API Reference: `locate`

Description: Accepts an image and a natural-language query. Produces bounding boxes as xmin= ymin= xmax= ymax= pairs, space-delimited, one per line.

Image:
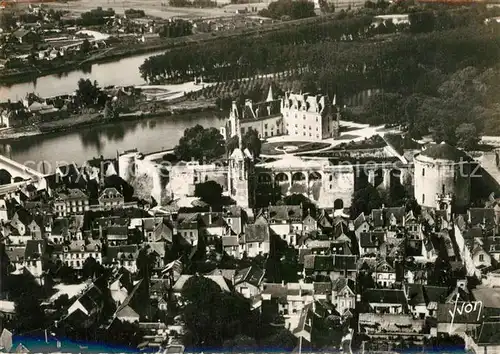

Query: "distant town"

xmin=2 ymin=0 xmax=500 ymax=353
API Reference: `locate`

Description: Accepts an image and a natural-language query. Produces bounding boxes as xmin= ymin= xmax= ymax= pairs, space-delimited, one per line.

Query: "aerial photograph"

xmin=1 ymin=0 xmax=500 ymax=352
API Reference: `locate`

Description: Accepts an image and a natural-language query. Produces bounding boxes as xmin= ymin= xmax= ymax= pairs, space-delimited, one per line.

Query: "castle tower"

xmin=228 ymin=147 xmax=254 ymax=209
xmin=414 ymin=142 xmax=472 ymax=210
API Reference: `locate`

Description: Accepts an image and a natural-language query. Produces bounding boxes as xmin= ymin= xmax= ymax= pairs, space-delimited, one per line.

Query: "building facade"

xmin=222 ymin=88 xmax=340 ymax=142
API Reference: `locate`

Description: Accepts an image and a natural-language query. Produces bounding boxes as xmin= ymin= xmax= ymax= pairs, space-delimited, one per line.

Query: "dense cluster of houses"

xmin=1 ymin=155 xmax=500 ymax=352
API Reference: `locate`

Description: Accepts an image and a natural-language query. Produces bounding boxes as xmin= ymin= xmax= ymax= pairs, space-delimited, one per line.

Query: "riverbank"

xmin=0 ymin=100 xmax=218 ymax=142
xmin=0 ymin=14 xmax=335 ymax=86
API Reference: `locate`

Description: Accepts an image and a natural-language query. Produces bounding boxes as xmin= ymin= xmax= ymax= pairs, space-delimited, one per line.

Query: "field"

xmin=45 ymin=0 xmax=247 ymax=19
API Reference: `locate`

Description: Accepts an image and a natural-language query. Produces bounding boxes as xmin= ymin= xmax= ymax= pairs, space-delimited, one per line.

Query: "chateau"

xmin=221 ymin=87 xmax=341 ymax=141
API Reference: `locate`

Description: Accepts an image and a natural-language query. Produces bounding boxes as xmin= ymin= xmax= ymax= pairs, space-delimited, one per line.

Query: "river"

xmin=0 ymin=50 xmax=226 ymax=169
xmin=0 ymin=50 xmax=165 ymax=101
xmin=0 ymin=112 xmax=225 ymax=171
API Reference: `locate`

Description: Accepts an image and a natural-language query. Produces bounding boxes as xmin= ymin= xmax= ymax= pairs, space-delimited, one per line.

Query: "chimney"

xmin=209 ymin=206 xmax=212 ymax=225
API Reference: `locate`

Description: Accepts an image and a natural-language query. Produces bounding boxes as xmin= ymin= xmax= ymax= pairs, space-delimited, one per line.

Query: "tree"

xmin=81 ymin=39 xmax=91 ymax=54
xmin=75 ymin=79 xmax=101 ymax=107
xmin=194 ymin=180 xmax=223 ymax=205
xmin=82 ymin=256 xmax=103 ymax=280
xmin=174 ymin=125 xmax=225 ymax=162
xmin=456 ymin=123 xmax=480 ymax=151
xmin=226 ymin=128 xmax=262 ymax=157
xmin=260 ymin=329 xmax=297 ymax=351
xmin=181 ymin=276 xmax=253 ymax=348
xmin=350 ymin=184 xmax=383 ymax=218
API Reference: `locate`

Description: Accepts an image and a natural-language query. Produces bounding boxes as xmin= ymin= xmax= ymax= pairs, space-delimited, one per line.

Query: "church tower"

xmin=227 ymin=110 xmax=254 ymax=209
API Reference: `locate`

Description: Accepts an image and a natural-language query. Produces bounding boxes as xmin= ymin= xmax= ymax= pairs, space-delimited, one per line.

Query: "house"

xmin=113 ymin=279 xmax=151 ymax=323
xmin=145 ymin=242 xmax=167 ymax=270
xmin=256 ymin=205 xmax=303 ymax=245
xmin=240 ymin=224 xmax=271 ymax=258
xmin=105 ymin=245 xmax=139 ymax=273
xmin=23 ymin=240 xmax=45 ymax=281
xmin=106 ymin=226 xmax=129 ymax=246
xmin=405 ymin=284 xmax=449 ymax=319
xmin=372 ymin=260 xmax=397 ymax=288
xmin=222 ymin=233 xmax=239 ymax=258
xmin=233 ymin=266 xmax=265 ymax=298
xmin=303 ymin=254 xmax=357 ymax=281
xmin=222 ymin=205 xmax=246 ymax=235
xmin=11 ymin=29 xmax=40 ymax=44
xmin=171 ymin=275 xmax=231 ymax=301
xmin=51 ymin=239 xmax=102 ymax=269
xmin=362 ymin=288 xmax=407 ymax=314
xmin=10 ymin=207 xmax=42 ymax=239
xmin=145 ymin=218 xmax=173 ymax=243
xmin=0 ymin=328 xmax=13 ymax=352
xmin=359 ymin=231 xmax=384 ymax=257
xmin=98 ymin=187 xmax=125 ymax=210
xmin=302 ymin=212 xmax=317 ymax=233
xmin=332 ymin=277 xmax=355 ymax=315
xmin=53 ymin=189 xmax=89 ymax=216
xmin=199 ymin=211 xmax=228 ymax=240
xmin=49 ymin=217 xmax=69 ymax=244
xmin=177 ymin=215 xmax=199 ymax=247
xmin=0 ymin=300 xmax=15 ymax=321
xmin=64 ymin=283 xmax=105 ymax=328
xmin=353 ymin=212 xmax=370 ymax=238
xmin=476 ymin=322 xmax=500 ymax=354
xmin=472 ymin=243 xmax=492 ymax=270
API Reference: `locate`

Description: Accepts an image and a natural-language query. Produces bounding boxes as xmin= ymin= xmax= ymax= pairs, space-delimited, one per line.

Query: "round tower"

xmin=414 ymin=142 xmax=473 ymax=210
xmin=118 ymin=151 xmax=137 ymax=182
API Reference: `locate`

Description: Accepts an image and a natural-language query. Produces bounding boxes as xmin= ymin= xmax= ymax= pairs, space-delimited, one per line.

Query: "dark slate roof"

xmin=353 ymin=212 xmax=367 ymax=230
xmin=24 ymin=240 xmax=44 ymax=259
xmin=242 ymin=224 xmax=270 ymax=243
xmin=52 ymin=217 xmax=69 ymax=237
xmin=332 ymin=277 xmax=355 ymax=293
xmin=363 ymin=289 xmax=407 ymax=305
xmin=371 ymin=209 xmax=384 ymax=228
xmin=267 ymin=205 xmax=303 ymax=222
xmin=463 ymin=226 xmax=483 ymax=240
xmin=419 ymin=142 xmax=471 ymax=162
xmin=468 ymin=208 xmax=496 ymax=228
xmin=14 ymin=208 xmax=33 ymax=226
xmin=478 ymin=322 xmax=500 ymax=345
xmin=234 ymin=266 xmax=265 ymax=287
xmin=424 ymin=285 xmax=449 ymax=303
xmin=407 ymin=284 xmax=426 ymax=306
xmin=360 ymin=231 xmax=384 ymax=248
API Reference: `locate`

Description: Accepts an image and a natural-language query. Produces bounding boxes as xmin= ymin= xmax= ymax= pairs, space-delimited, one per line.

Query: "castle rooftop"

xmin=418 ymin=142 xmax=471 ymax=162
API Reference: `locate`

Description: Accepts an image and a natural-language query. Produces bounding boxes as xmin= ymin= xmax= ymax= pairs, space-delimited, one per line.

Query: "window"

xmin=442 ymin=184 xmax=445 ymax=194
xmin=316 ymin=117 xmax=318 ymax=122
xmin=303 ymin=115 xmax=306 ymax=120
xmin=264 ymin=123 xmax=268 ymax=129
xmin=479 ymin=254 xmax=485 ymax=262
xmin=422 ymin=168 xmax=425 ymax=176
xmin=422 ymin=194 xmax=425 ymax=204
xmin=303 ymin=125 xmax=306 ymax=129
